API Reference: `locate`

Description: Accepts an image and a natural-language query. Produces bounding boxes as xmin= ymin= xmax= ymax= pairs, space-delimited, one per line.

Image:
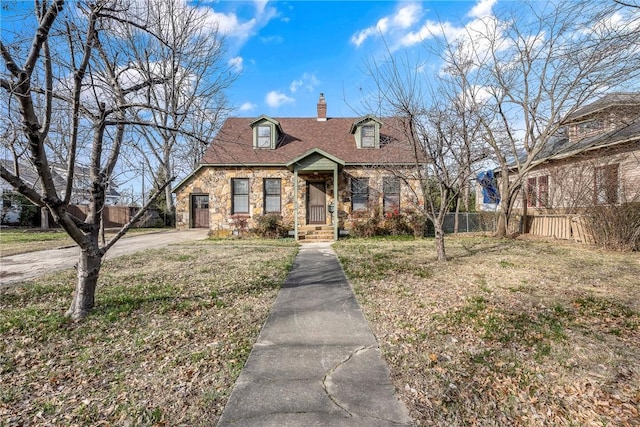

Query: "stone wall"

xmin=175 ymin=165 xmax=423 ymax=234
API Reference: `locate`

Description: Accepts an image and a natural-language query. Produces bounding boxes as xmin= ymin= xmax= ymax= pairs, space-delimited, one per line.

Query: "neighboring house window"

xmin=383 ymin=177 xmax=400 ymax=213
xmin=351 ymin=178 xmax=369 ymax=211
xmin=594 ymin=164 xmax=619 ymax=205
xmin=361 ymin=125 xmax=375 ymax=148
xmin=577 ymin=120 xmax=604 ymax=135
xmin=527 ymin=175 xmax=549 ymax=208
xmin=264 ymin=178 xmax=281 ymax=213
xmin=538 ymin=175 xmax=549 ymax=207
xmin=232 ymin=178 xmax=249 ymax=214
xmin=257 ymin=125 xmax=271 ymax=148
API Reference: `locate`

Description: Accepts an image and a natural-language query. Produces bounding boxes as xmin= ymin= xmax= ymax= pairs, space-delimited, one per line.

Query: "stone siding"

xmin=175 ymin=165 xmax=423 ymax=234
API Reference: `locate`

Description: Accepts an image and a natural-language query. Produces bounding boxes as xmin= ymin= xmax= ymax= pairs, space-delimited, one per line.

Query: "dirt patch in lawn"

xmin=0 ymin=240 xmax=298 ymax=426
xmin=334 ymin=236 xmax=640 ymax=426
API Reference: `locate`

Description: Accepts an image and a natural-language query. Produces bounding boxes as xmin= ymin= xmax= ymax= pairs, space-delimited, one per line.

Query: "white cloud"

xmin=467 ymin=0 xmax=497 ymax=19
xmin=289 ymin=73 xmax=320 ymax=93
xmin=228 ymin=56 xmax=243 ymax=72
xmin=199 ymin=1 xmax=278 ymax=46
xmin=239 ymin=102 xmax=257 ymax=112
xmin=265 ymin=91 xmax=294 ymax=108
xmin=351 ymin=2 xmax=422 ymax=47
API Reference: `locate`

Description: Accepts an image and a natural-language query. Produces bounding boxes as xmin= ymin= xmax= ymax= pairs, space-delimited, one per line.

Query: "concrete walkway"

xmin=217 ymin=242 xmax=413 ymax=426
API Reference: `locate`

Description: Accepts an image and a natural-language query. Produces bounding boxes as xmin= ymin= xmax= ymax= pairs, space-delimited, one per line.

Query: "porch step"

xmin=297 ymin=225 xmax=335 ymax=241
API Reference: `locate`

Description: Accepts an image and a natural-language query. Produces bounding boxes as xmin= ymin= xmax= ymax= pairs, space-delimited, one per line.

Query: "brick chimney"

xmin=317 ymin=93 xmax=327 ymax=121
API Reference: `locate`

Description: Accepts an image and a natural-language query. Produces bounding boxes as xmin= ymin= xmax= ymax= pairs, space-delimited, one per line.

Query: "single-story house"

xmin=173 ymin=94 xmax=424 ymax=240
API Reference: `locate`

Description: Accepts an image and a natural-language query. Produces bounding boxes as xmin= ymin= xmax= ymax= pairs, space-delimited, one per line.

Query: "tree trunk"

xmin=40 ymin=207 xmax=49 ymax=230
xmin=434 ymin=223 xmax=447 ymax=262
xmin=495 ymin=210 xmax=508 ymax=237
xmin=66 ymin=248 xmax=102 ymax=320
xmin=454 ymin=196 xmax=461 ymax=234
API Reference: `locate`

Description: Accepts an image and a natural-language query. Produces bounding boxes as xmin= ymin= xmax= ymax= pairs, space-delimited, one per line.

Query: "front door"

xmin=191 ymin=194 xmax=210 ymax=228
xmin=307 ymin=182 xmax=326 ymax=224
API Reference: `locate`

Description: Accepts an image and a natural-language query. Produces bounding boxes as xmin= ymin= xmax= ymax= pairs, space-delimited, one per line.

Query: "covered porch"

xmin=287 ymin=149 xmax=344 ymax=241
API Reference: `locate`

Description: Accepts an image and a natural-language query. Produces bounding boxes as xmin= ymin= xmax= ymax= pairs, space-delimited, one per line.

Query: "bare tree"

xmin=123 ymin=0 xmax=236 ymax=221
xmin=366 ymin=53 xmax=485 ymax=261
xmin=436 ymin=1 xmax=640 ymax=236
xmin=0 ymin=0 xmax=227 ymax=319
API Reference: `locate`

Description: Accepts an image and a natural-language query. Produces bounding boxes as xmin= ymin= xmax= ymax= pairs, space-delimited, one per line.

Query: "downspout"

xmin=294 ymin=166 xmax=299 ymax=240
xmin=333 ymin=166 xmax=338 ymax=240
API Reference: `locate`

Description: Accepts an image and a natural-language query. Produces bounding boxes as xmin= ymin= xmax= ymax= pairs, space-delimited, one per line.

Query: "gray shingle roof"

xmin=565 ymin=92 xmax=640 ymax=122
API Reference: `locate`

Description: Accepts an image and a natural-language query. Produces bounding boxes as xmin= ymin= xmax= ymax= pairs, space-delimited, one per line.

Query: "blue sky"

xmin=209 ymin=0 xmax=497 ymax=118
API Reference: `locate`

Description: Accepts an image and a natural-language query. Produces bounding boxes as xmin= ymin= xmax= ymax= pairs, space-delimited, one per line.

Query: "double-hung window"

xmin=594 ymin=164 xmax=619 ymax=205
xmin=257 ymin=125 xmax=272 ymax=148
xmin=527 ymin=175 xmax=549 ymax=208
xmin=361 ymin=125 xmax=375 ymax=148
xmin=264 ymin=178 xmax=281 ymax=213
xmin=383 ymin=177 xmax=400 ymax=213
xmin=351 ymin=178 xmax=369 ymax=211
xmin=232 ymin=178 xmax=249 ymax=214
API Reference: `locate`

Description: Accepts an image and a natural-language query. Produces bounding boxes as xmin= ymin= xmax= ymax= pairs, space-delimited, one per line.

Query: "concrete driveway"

xmin=0 ymin=229 xmax=210 ymax=287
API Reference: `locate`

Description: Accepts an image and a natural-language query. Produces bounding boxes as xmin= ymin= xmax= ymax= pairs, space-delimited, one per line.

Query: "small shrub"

xmin=381 ymin=209 xmax=412 ymax=235
xmin=252 ymin=213 xmax=291 ymax=238
xmin=251 ymin=213 xmax=289 ymax=239
xmin=586 ymin=202 xmax=640 ymax=251
xmin=230 ymin=215 xmax=249 ymax=238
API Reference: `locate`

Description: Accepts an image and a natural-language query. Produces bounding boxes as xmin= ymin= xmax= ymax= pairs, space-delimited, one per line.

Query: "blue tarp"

xmin=477 ymin=170 xmax=500 ymax=204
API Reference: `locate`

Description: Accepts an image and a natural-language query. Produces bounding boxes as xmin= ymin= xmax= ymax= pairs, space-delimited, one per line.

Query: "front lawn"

xmin=0 ymin=240 xmax=298 ymax=426
xmin=334 ymin=236 xmax=640 ymax=426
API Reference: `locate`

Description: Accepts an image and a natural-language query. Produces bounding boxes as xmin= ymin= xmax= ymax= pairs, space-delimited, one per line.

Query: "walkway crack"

xmin=321 ymin=344 xmax=377 ymax=417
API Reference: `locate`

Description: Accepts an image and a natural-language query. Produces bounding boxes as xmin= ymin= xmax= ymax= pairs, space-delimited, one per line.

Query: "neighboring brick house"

xmin=514 ymin=92 xmax=640 ymax=215
xmin=173 ymin=94 xmax=423 ymax=240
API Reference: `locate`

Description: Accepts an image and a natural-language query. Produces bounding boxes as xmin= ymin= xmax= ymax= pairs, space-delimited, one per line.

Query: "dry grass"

xmin=0 ymin=240 xmax=298 ymax=426
xmin=334 ymin=235 xmax=640 ymax=426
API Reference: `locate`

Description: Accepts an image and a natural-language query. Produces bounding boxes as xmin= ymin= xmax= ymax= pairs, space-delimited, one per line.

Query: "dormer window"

xmin=250 ymin=115 xmax=282 ymax=149
xmin=350 ymin=115 xmax=382 ymax=149
xmin=257 ymin=125 xmax=271 ymax=148
xmin=361 ymin=125 xmax=375 ymax=148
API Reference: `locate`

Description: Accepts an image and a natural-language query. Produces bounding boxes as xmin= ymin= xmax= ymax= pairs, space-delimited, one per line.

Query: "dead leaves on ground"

xmin=334 ymin=237 xmax=640 ymax=426
xmin=0 ymin=241 xmax=297 ymax=426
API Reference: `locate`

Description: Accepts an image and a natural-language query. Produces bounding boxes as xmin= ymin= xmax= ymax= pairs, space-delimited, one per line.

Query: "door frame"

xmin=306 ymin=181 xmax=327 ymax=225
xmin=190 ymin=194 xmax=210 ymax=228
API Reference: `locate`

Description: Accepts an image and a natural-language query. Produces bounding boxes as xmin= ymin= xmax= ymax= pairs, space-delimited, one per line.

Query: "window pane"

xmin=194 ymin=195 xmax=209 ymax=209
xmin=257 ymin=125 xmax=271 ymax=148
xmin=264 ymin=179 xmax=280 ymax=195
xmin=233 ymin=179 xmax=249 ymax=195
xmin=234 ymin=196 xmax=249 ymax=213
xmin=594 ymin=165 xmax=618 ymax=205
xmin=351 ymin=178 xmax=369 ymax=210
xmin=361 ymin=125 xmax=375 ymax=147
xmin=265 ymin=195 xmax=280 ymax=212
xmin=383 ymin=177 xmax=400 ymax=213
xmin=527 ymin=177 xmax=537 ymax=207
xmin=264 ymin=179 xmax=281 ymax=212
xmin=538 ymin=175 xmax=549 ymax=207
xmin=232 ymin=179 xmax=249 ymax=213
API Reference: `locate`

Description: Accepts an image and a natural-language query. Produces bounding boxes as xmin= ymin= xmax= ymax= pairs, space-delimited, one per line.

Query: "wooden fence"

xmin=510 ymin=214 xmax=595 ymax=244
xmin=66 ymin=205 xmax=160 ymax=228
